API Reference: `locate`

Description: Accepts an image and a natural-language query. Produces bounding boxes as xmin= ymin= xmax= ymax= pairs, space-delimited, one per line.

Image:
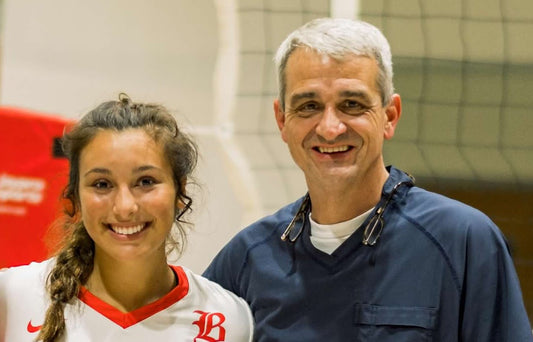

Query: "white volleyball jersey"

xmin=0 ymin=259 xmax=253 ymax=342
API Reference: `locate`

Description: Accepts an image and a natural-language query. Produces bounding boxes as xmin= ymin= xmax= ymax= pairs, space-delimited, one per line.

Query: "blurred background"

xmin=0 ymin=0 xmax=531 ymax=321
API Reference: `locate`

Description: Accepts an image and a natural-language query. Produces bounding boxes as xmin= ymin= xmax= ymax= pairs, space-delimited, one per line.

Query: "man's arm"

xmin=460 ymin=222 xmax=533 ymax=341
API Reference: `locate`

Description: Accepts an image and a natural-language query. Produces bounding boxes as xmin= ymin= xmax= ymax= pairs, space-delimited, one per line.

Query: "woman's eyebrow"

xmin=83 ymin=165 xmax=161 ymax=177
xmin=133 ymin=165 xmax=161 ymax=173
xmin=83 ymin=168 xmax=110 ymax=177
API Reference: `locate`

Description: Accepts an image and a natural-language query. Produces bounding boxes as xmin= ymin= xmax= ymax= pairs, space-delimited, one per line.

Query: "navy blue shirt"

xmin=204 ymin=167 xmax=533 ymax=341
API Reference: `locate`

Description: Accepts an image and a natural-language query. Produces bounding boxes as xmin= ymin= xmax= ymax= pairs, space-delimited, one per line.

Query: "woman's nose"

xmin=112 ymin=186 xmax=138 ymax=219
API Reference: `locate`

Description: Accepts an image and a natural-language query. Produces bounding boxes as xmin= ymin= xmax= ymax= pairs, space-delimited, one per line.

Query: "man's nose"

xmin=113 ymin=186 xmax=138 ymax=220
xmin=315 ymin=106 xmax=347 ymax=141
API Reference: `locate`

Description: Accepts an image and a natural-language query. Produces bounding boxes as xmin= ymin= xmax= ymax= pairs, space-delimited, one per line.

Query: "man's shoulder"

xmin=205 ymin=197 xmax=305 ymax=272
xmin=403 ymin=186 xmax=501 ymax=241
xmin=235 ymin=197 xmax=305 ymax=241
xmin=407 ymin=186 xmax=490 ymax=219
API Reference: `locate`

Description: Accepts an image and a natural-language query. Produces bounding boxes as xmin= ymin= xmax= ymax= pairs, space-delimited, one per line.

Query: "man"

xmin=203 ymin=17 xmax=533 ymax=341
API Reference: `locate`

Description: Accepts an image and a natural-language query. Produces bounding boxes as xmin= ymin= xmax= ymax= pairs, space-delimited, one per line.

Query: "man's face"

xmin=274 ymin=48 xmax=400 ymax=188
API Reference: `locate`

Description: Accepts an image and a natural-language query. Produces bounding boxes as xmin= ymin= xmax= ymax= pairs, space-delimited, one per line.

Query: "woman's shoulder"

xmin=0 ymin=259 xmax=52 ymax=310
xmin=172 ymin=265 xmax=254 ymax=340
xmin=0 ymin=258 xmax=53 ymax=284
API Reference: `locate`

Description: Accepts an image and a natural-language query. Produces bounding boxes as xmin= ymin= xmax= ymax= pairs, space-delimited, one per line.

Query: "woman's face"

xmin=78 ymin=128 xmax=178 ymax=263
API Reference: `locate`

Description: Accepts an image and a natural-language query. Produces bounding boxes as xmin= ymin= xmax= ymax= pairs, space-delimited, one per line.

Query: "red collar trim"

xmin=78 ymin=265 xmax=189 ymax=328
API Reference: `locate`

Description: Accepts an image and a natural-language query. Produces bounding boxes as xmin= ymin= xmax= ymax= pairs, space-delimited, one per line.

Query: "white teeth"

xmin=110 ymin=224 xmax=145 ymax=235
xmin=318 ymin=146 xmax=349 ymax=153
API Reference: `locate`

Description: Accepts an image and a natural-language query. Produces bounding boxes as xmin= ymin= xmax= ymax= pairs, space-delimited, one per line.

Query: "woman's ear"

xmin=176 ymin=199 xmax=185 ymax=212
xmin=176 ymin=177 xmax=187 ymax=211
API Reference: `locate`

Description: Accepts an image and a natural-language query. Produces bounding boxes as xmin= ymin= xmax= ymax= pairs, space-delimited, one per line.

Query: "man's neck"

xmin=307 ymin=167 xmax=389 ymax=224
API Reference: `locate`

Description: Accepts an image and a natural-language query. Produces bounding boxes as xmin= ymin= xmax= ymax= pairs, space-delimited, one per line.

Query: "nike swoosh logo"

xmin=27 ymin=321 xmax=42 ymax=333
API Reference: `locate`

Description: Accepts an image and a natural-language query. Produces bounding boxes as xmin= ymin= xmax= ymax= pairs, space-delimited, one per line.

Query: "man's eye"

xmin=300 ymin=102 xmax=319 ymax=111
xmin=293 ymin=102 xmax=321 ymax=117
xmin=341 ymin=100 xmax=366 ymax=114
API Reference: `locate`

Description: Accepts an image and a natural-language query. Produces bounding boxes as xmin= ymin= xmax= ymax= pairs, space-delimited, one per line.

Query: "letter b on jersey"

xmin=193 ymin=310 xmax=226 ymax=342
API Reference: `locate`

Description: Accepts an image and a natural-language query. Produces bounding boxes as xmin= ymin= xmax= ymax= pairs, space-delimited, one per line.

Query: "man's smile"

xmin=315 ymin=145 xmax=352 ymax=153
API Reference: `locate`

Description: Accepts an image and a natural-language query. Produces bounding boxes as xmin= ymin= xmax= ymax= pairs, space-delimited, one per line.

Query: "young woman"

xmin=0 ymin=94 xmax=253 ymax=342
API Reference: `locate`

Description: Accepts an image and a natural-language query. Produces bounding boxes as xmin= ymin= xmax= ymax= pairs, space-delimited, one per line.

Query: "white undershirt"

xmin=309 ymin=207 xmax=374 ymax=254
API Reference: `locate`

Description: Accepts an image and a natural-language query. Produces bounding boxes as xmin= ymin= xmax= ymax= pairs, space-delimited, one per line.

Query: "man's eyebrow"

xmin=339 ymin=90 xmax=372 ymax=103
xmin=288 ymin=92 xmax=317 ymax=107
xmin=288 ymin=90 xmax=373 ymax=107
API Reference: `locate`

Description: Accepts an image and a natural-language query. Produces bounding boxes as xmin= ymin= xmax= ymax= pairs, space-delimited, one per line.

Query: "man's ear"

xmin=274 ymin=99 xmax=288 ymax=143
xmin=384 ymin=94 xmax=402 ymax=140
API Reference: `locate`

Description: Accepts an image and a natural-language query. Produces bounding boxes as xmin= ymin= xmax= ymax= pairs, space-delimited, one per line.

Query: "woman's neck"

xmin=86 ymin=253 xmax=177 ymax=312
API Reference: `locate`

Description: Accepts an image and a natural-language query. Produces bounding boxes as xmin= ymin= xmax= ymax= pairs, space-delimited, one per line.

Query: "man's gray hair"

xmin=274 ymin=17 xmax=394 ymax=110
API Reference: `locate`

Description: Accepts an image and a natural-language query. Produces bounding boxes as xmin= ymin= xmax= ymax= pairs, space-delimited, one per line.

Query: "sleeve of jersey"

xmin=460 ymin=219 xmax=533 ymax=341
xmin=188 ymin=269 xmax=255 ymax=342
xmin=233 ymin=291 xmax=255 ymax=342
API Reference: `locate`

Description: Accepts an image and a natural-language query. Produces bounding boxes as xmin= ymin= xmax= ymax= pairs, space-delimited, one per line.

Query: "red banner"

xmin=0 ymin=107 xmax=71 ymax=268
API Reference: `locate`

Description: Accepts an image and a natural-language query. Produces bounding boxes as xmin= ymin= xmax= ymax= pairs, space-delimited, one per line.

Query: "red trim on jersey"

xmin=77 ymin=265 xmax=189 ymax=328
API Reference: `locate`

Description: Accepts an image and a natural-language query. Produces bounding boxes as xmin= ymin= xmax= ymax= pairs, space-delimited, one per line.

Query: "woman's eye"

xmin=138 ymin=177 xmax=156 ymax=187
xmin=93 ymin=180 xmax=110 ymax=190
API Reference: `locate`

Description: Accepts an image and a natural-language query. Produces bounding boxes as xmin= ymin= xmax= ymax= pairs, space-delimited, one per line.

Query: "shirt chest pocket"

xmin=353 ymin=303 xmax=437 ymax=342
